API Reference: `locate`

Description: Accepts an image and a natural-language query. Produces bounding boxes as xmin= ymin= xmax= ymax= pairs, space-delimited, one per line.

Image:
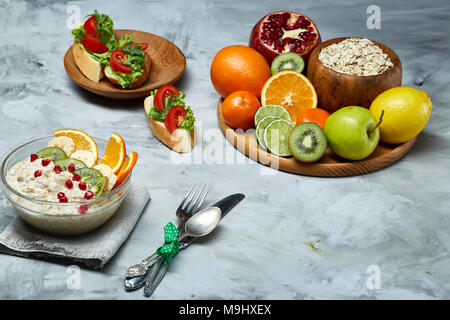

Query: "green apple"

xmin=324 ymin=106 xmax=380 ymax=160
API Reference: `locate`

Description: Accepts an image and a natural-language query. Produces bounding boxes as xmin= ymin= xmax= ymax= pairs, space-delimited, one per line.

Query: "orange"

xmin=261 ymin=70 xmax=317 ymax=124
xmin=297 ymin=108 xmax=330 ymax=129
xmin=100 ymin=133 xmax=126 ymax=174
xmin=222 ymin=91 xmax=261 ymax=130
xmin=210 ymin=45 xmax=271 ymax=98
xmin=113 ymin=151 xmax=138 ymax=189
xmin=54 ymin=129 xmax=98 ymax=162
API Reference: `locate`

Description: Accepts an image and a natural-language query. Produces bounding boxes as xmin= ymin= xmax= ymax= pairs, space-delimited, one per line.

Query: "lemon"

xmin=369 ymin=86 xmax=432 ymax=144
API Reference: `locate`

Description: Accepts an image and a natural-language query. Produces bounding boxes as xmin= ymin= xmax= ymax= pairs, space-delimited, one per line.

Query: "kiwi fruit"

xmin=271 ymin=52 xmax=305 ymax=75
xmin=36 ymin=147 xmax=67 ymax=161
xmin=53 ymin=158 xmax=87 ymax=171
xmin=74 ymin=168 xmax=102 ymax=181
xmin=85 ymin=176 xmax=108 ymax=197
xmin=288 ymin=123 xmax=327 ymax=162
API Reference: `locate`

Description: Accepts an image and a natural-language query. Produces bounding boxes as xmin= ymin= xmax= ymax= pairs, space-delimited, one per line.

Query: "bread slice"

xmin=105 ymin=53 xmax=151 ymax=89
xmin=72 ymin=41 xmax=104 ymax=82
xmin=144 ymin=96 xmax=195 ymax=153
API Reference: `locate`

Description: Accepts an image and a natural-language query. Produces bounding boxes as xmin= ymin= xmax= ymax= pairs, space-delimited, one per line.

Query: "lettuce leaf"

xmin=79 ymin=43 xmax=110 ymax=66
xmin=109 ymin=34 xmax=148 ymax=89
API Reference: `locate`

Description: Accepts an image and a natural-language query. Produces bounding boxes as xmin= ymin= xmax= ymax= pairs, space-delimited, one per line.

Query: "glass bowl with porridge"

xmin=0 ymin=130 xmax=137 ymax=236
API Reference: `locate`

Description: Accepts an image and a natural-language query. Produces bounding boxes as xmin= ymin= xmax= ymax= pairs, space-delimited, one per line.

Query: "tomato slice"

xmin=81 ymin=34 xmax=109 ymax=53
xmin=110 ymin=49 xmax=132 ymax=74
xmin=154 ymin=85 xmax=179 ymax=112
xmin=84 ymin=16 xmax=98 ymax=37
xmin=131 ymin=43 xmax=148 ymax=51
xmin=165 ymin=106 xmax=187 ymax=134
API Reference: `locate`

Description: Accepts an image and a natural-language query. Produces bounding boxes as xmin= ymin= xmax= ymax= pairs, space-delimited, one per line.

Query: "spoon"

xmin=124 ymin=207 xmax=222 ymax=291
xmin=179 ymin=206 xmax=221 ymax=241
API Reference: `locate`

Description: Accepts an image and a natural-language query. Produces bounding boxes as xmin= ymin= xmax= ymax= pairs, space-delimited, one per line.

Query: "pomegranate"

xmin=78 ymin=205 xmax=89 ymax=214
xmin=65 ymin=179 xmax=73 ymax=189
xmin=249 ymin=11 xmax=321 ymax=65
xmin=79 ymin=181 xmax=87 ymax=191
xmin=84 ymin=191 xmax=94 ymax=200
xmin=68 ymin=163 xmax=76 ymax=173
xmin=41 ymin=158 xmax=51 ymax=167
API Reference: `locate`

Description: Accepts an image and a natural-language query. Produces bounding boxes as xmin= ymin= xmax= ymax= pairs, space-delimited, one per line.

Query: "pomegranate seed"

xmin=65 ymin=179 xmax=73 ymax=189
xmin=68 ymin=163 xmax=76 ymax=173
xmin=84 ymin=191 xmax=94 ymax=200
xmin=54 ymin=166 xmax=62 ymax=174
xmin=57 ymin=192 xmax=65 ymax=199
xmin=30 ymin=154 xmax=38 ymax=162
xmin=79 ymin=181 xmax=87 ymax=191
xmin=34 ymin=170 xmax=42 ymax=178
xmin=59 ymin=196 xmax=68 ymax=203
xmin=41 ymin=158 xmax=51 ymax=167
xmin=72 ymin=175 xmax=81 ymax=182
xmin=78 ymin=205 xmax=88 ymax=214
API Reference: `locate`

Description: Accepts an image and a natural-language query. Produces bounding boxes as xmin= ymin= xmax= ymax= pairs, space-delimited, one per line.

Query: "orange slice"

xmin=261 ymin=70 xmax=318 ymax=125
xmin=54 ymin=129 xmax=98 ymax=162
xmin=100 ymin=133 xmax=126 ymax=174
xmin=113 ymin=151 xmax=138 ymax=189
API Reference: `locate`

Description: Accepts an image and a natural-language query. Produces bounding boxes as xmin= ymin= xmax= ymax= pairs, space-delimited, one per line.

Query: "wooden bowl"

xmin=307 ymin=37 xmax=402 ymax=113
xmin=217 ymin=99 xmax=417 ymax=177
xmin=64 ymin=29 xmax=186 ymax=99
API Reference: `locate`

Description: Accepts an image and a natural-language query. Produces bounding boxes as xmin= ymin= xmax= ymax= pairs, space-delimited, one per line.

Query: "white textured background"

xmin=0 ymin=0 xmax=449 ymax=299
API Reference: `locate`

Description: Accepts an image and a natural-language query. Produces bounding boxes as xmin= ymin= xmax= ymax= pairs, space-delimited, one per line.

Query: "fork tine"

xmin=177 ymin=181 xmax=198 ymax=211
xmin=191 ymin=184 xmax=210 ymax=215
xmin=186 ymin=184 xmax=206 ymax=215
xmin=182 ymin=182 xmax=200 ymax=211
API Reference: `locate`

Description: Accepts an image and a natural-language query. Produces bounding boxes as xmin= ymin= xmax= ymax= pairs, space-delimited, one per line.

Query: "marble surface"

xmin=0 ymin=0 xmax=449 ymax=299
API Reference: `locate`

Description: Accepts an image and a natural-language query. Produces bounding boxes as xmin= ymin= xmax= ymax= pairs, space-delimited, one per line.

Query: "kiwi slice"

xmin=74 ymin=168 xmax=102 ymax=181
xmin=288 ymin=123 xmax=327 ymax=162
xmin=36 ymin=147 xmax=67 ymax=161
xmin=271 ymin=52 xmax=305 ymax=75
xmin=53 ymin=158 xmax=87 ymax=171
xmin=85 ymin=176 xmax=108 ymax=197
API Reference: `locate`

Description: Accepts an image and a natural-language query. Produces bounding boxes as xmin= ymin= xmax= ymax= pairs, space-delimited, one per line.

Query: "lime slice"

xmin=264 ymin=119 xmax=294 ymax=157
xmin=254 ymin=105 xmax=291 ymax=125
xmin=255 ymin=116 xmax=281 ymax=150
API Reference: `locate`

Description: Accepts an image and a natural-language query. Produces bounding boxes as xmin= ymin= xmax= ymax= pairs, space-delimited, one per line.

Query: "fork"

xmin=125 ymin=182 xmax=210 ymax=282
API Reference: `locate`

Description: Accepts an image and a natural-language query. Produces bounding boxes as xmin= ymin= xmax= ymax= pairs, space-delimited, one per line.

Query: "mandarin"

xmin=222 ymin=91 xmax=261 ymax=130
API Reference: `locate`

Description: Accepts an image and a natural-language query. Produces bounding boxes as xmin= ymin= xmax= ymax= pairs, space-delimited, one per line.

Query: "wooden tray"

xmin=64 ymin=29 xmax=186 ymax=99
xmin=217 ymin=99 xmax=417 ymax=177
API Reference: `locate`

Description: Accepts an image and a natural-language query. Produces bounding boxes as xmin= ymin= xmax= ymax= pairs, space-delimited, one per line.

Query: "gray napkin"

xmin=0 ymin=182 xmax=150 ymax=269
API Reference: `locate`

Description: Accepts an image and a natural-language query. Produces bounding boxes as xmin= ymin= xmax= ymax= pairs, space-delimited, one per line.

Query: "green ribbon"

xmin=156 ymin=222 xmax=179 ymax=264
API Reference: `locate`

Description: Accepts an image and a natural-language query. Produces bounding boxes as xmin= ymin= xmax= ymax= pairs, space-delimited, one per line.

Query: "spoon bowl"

xmin=184 ymin=207 xmax=222 ymax=238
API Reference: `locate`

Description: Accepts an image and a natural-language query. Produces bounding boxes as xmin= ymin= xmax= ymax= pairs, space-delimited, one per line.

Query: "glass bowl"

xmin=1 ymin=136 xmax=131 ymax=236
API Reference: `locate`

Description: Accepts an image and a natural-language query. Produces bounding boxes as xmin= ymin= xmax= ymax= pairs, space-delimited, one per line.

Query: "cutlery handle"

xmin=125 ymin=220 xmax=186 ymax=278
xmin=144 ymin=256 xmax=169 ymax=297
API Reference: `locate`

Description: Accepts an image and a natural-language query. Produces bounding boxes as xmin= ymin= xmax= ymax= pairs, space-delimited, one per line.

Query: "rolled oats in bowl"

xmin=318 ymin=38 xmax=393 ymax=76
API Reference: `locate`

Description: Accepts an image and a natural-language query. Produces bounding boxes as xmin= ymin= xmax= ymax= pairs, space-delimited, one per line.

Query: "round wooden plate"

xmin=64 ymin=29 xmax=186 ymax=99
xmin=218 ymin=99 xmax=417 ymax=177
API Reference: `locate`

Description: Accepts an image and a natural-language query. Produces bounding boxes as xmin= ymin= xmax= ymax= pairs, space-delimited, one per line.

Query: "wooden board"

xmin=64 ymin=29 xmax=186 ymax=99
xmin=217 ymin=99 xmax=417 ymax=177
